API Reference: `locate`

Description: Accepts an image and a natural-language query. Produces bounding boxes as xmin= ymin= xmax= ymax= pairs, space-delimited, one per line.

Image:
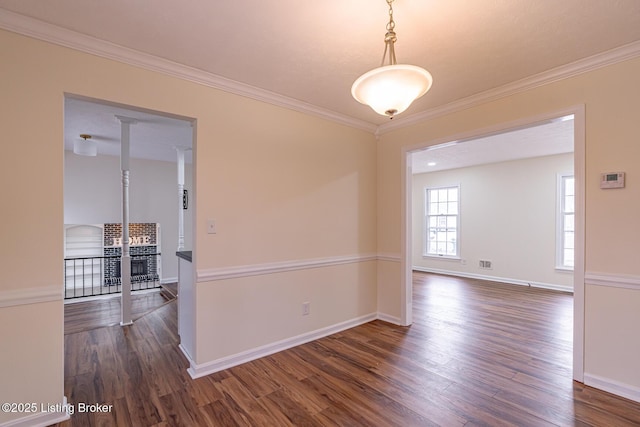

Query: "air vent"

xmin=479 ymin=260 xmax=492 ymax=269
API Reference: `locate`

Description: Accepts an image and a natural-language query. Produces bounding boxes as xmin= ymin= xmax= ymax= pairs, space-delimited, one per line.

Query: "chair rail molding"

xmin=197 ymin=253 xmax=379 ymax=282
xmin=584 ymin=271 xmax=640 ymax=290
xmin=0 ymin=286 xmax=61 ymax=308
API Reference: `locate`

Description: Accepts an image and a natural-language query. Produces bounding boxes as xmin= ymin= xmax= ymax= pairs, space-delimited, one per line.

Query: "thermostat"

xmin=600 ymin=172 xmax=625 ymax=189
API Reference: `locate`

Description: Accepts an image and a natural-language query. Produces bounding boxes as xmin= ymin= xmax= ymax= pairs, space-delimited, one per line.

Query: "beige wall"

xmin=192 ymin=89 xmax=379 ymax=364
xmin=197 ymin=261 xmax=378 ymax=362
xmin=2 ymin=23 xmax=640 ymax=422
xmin=0 ymin=302 xmax=63 ymax=425
xmin=0 ymin=29 xmax=377 ymax=423
xmin=379 ymin=57 xmax=640 ymax=395
xmin=196 ymin=109 xmax=377 ymax=268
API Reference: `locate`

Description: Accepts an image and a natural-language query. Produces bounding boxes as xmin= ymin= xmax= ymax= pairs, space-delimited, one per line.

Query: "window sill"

xmin=423 ymin=254 xmax=461 ymax=262
xmin=555 ymin=266 xmax=574 ymax=273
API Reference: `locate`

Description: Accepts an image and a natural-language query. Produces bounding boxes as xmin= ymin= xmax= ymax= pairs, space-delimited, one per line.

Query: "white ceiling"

xmin=411 ymin=117 xmax=574 ymax=174
xmin=1 ymin=1 xmax=637 ymax=164
xmin=64 ymin=97 xmax=193 ymax=163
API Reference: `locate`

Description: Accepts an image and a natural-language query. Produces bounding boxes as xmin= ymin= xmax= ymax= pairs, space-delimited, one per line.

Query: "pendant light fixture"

xmin=73 ymin=133 xmax=97 ymax=156
xmin=351 ymin=0 xmax=432 ymax=119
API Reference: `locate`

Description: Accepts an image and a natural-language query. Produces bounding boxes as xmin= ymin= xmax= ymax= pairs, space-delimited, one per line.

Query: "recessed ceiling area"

xmin=64 ymin=97 xmax=194 ymax=163
xmin=411 ymin=117 xmax=574 ymax=174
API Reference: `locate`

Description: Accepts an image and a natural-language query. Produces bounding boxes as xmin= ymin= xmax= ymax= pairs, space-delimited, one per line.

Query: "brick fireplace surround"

xmin=103 ymin=223 xmax=160 ymax=285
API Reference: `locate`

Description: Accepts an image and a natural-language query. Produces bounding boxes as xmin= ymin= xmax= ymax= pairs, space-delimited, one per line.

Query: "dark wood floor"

xmin=64 ymin=283 xmax=177 ymax=334
xmin=53 ymin=272 xmax=640 ymax=426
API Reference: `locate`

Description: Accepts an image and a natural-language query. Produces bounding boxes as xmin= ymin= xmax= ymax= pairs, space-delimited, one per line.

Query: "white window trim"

xmin=423 ymin=184 xmax=461 ymax=259
xmin=556 ymin=173 xmax=574 ymax=271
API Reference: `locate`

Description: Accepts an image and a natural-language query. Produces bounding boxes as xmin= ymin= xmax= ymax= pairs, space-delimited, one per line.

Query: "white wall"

xmin=64 ymin=151 xmax=193 ymax=282
xmin=412 ymin=153 xmax=574 ymax=290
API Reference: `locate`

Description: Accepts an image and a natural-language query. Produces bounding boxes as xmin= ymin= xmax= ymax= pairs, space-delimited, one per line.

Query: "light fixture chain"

xmin=381 ymin=0 xmax=397 ymax=66
xmin=386 ymin=0 xmax=395 ymax=32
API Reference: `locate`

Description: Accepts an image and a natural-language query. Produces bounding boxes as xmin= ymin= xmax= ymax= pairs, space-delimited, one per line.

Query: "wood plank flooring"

xmin=64 ymin=284 xmax=177 ymax=334
xmin=53 ymin=272 xmax=640 ymax=426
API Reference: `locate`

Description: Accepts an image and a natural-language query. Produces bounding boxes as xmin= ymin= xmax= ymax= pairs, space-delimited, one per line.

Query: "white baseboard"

xmin=413 ymin=266 xmax=573 ymax=293
xmin=187 ymin=312 xmax=377 ymax=379
xmin=584 ymin=373 xmax=640 ymax=403
xmin=179 ymin=343 xmax=195 ymax=368
xmin=0 ymin=396 xmax=70 ymax=427
xmin=161 ymin=276 xmax=178 ymax=285
xmin=376 ymin=312 xmax=403 ymax=325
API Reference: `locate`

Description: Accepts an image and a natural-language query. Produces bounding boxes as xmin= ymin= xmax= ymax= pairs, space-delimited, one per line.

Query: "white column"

xmin=176 ymin=147 xmax=186 ymax=251
xmin=116 ymin=115 xmax=137 ymax=326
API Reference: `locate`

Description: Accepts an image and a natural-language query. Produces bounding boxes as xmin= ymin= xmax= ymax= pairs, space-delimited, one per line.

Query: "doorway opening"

xmin=62 ymin=94 xmax=195 ymax=332
xmin=402 ymin=106 xmax=585 ymax=381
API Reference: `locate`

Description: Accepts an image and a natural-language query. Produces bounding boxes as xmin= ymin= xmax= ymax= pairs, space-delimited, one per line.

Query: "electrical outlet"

xmin=207 ymin=219 xmax=216 ymax=234
xmin=302 ymin=302 xmax=310 ymax=316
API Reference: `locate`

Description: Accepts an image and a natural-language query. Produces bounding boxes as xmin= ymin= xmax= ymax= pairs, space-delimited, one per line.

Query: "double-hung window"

xmin=425 ymin=186 xmax=460 ymax=257
xmin=557 ymin=174 xmax=575 ymax=269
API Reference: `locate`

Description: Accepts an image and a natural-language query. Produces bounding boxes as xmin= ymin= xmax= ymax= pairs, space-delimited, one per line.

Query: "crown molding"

xmin=0 ymin=9 xmax=377 ymax=134
xmin=377 ymin=39 xmax=640 ymax=135
xmin=3 ymin=9 xmax=640 ymax=136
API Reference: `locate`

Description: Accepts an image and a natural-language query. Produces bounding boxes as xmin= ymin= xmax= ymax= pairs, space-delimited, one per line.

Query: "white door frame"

xmin=400 ymin=105 xmax=585 ymax=382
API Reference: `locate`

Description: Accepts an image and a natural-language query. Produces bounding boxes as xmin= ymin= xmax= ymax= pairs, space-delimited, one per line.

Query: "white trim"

xmin=556 ymin=172 xmax=575 ymax=269
xmin=178 ymin=343 xmax=195 ymax=366
xmin=585 ymin=272 xmax=640 ymax=290
xmin=401 ymin=149 xmax=412 ymax=326
xmin=0 ymin=286 xmax=61 ymax=308
xmin=377 ymin=253 xmax=401 ymax=263
xmin=424 ymin=185 xmax=461 ymax=258
xmin=572 ymin=105 xmax=586 ymax=383
xmin=422 ymin=255 xmax=462 ymax=262
xmin=0 ymin=10 xmax=376 ymax=134
xmin=379 ymin=41 xmax=640 ymax=135
xmin=1 ymin=10 xmax=639 ymax=135
xmin=196 ymin=254 xmax=378 ymax=282
xmin=186 ymin=313 xmax=377 ymax=379
xmin=413 ymin=267 xmax=573 ymax=293
xmin=161 ymin=276 xmax=178 ymax=285
xmin=0 ymin=397 xmax=70 ymax=427
xmin=584 ymin=373 xmax=640 ymax=403
xmin=403 ymin=105 xmax=586 ymax=381
xmin=376 ymin=312 xmax=403 ymax=325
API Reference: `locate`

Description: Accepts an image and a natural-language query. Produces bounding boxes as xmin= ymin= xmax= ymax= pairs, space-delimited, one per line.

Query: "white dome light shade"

xmin=352 ymin=64 xmax=433 ymax=117
xmin=73 ymin=136 xmax=97 ymax=156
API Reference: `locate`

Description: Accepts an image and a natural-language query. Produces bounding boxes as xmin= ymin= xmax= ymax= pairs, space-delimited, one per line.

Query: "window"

xmin=557 ymin=174 xmax=575 ymax=269
xmin=425 ymin=186 xmax=460 ymax=257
